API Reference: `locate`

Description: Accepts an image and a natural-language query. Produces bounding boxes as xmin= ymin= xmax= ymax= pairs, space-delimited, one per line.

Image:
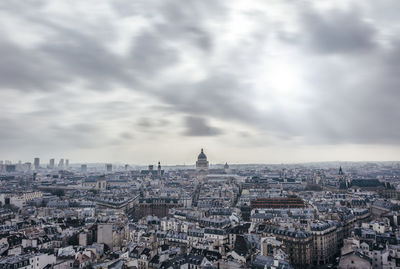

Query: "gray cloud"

xmin=48 ymin=123 xmax=102 ymax=148
xmin=136 ymin=117 xmax=170 ymax=130
xmin=0 ymin=0 xmax=399 ymax=162
xmin=300 ymin=8 xmax=377 ymax=54
xmin=159 ymin=74 xmax=260 ymax=123
xmin=137 ymin=118 xmax=153 ymax=128
xmin=183 ymin=116 xmax=223 ymax=136
xmin=120 ymin=132 xmax=134 ymax=140
xmin=130 ymin=32 xmax=180 ymax=75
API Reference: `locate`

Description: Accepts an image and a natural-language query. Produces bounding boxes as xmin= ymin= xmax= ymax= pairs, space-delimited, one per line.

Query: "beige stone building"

xmin=338 ymin=251 xmax=372 ymax=269
xmin=309 ymin=221 xmax=338 ymax=266
xmin=263 ymin=225 xmax=313 ymax=268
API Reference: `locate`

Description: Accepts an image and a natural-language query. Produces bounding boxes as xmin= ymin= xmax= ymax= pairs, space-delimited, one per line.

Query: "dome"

xmin=198 ymin=148 xmax=207 ymax=160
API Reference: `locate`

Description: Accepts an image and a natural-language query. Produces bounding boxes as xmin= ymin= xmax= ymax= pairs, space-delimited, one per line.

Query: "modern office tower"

xmin=49 ymin=159 xmax=55 ymax=169
xmin=106 ymin=163 xmax=112 ymax=172
xmin=81 ymin=164 xmax=87 ymax=173
xmin=125 ymin=164 xmax=129 ymax=171
xmin=58 ymin=159 xmax=64 ymax=168
xmin=34 ymin=157 xmax=40 ymax=170
xmin=65 ymin=159 xmax=69 ymax=168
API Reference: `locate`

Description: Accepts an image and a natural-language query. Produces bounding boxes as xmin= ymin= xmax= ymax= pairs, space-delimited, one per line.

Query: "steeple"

xmin=338 ymin=166 xmax=344 ymax=175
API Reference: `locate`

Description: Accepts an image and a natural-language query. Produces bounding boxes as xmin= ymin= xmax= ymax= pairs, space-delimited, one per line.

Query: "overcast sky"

xmin=1 ymin=0 xmax=399 ymax=165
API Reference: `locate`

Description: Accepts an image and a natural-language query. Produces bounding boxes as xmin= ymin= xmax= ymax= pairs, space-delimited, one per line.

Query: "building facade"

xmin=196 ymin=149 xmax=209 ymax=173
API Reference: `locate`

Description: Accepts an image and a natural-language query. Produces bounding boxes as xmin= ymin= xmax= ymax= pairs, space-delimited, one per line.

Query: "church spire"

xmin=157 ymin=161 xmax=161 ymax=178
xmin=339 ymin=166 xmax=344 ymax=175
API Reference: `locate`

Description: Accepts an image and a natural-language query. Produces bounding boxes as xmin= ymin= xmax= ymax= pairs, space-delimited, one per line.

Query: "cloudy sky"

xmin=1 ymin=0 xmax=399 ymax=165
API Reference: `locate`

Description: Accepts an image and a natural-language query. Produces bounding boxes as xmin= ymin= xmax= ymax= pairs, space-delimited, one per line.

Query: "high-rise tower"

xmin=34 ymin=158 xmax=40 ymax=170
xmin=106 ymin=163 xmax=112 ymax=172
xmin=49 ymin=159 xmax=55 ymax=169
xmin=81 ymin=164 xmax=87 ymax=173
xmin=58 ymin=159 xmax=64 ymax=168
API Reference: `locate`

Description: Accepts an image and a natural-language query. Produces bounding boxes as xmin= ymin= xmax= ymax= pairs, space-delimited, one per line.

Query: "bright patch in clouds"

xmin=0 ymin=0 xmax=399 ymax=164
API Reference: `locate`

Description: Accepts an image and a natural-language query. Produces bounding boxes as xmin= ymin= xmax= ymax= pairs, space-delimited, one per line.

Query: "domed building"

xmin=196 ymin=148 xmax=209 ymax=173
xmin=224 ymin=162 xmax=230 ymax=173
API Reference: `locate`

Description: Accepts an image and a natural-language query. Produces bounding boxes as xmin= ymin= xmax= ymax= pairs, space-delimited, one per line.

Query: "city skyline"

xmin=1 ymin=1 xmax=400 ymax=268
xmin=1 ymin=150 xmax=400 ymax=167
xmin=1 ymin=0 xmax=400 ymax=163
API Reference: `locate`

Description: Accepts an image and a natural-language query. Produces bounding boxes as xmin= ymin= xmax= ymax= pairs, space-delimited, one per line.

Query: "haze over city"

xmin=1 ymin=0 xmax=399 ymax=164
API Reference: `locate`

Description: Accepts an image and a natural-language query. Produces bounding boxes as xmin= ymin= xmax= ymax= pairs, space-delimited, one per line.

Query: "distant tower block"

xmin=105 ymin=163 xmax=112 ymax=172
xmin=196 ymin=148 xmax=209 ymax=173
xmin=34 ymin=157 xmax=40 ymax=170
xmin=65 ymin=159 xmax=69 ymax=168
xmin=49 ymin=159 xmax=55 ymax=169
xmin=81 ymin=164 xmax=87 ymax=173
xmin=58 ymin=159 xmax=64 ymax=168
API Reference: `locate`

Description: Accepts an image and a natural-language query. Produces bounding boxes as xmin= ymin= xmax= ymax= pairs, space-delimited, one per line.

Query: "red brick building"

xmin=250 ymin=195 xmax=305 ymax=209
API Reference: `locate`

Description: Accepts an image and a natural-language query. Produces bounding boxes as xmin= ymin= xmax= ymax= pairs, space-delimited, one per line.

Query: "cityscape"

xmin=1 ymin=0 xmax=400 ymax=269
xmin=0 ymin=151 xmax=399 ymax=269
